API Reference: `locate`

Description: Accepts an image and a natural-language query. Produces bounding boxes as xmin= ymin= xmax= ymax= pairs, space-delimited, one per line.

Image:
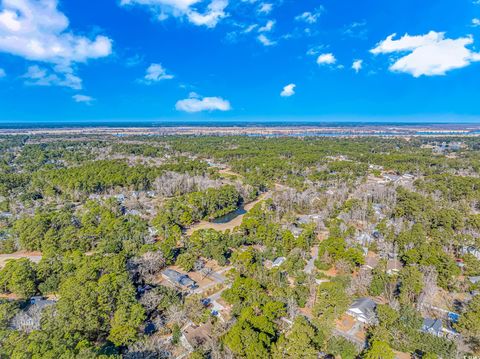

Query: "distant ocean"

xmin=0 ymin=119 xmax=479 ymax=129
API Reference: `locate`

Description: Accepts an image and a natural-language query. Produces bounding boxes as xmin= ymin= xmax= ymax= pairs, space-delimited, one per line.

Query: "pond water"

xmin=212 ymin=207 xmax=247 ymax=223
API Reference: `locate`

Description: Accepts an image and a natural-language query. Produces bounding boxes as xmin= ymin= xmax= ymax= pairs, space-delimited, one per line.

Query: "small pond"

xmin=212 ymin=207 xmax=247 ymax=223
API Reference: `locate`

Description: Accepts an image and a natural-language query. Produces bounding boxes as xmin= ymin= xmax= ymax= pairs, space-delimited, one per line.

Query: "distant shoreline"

xmin=1 ymin=124 xmax=480 ymax=137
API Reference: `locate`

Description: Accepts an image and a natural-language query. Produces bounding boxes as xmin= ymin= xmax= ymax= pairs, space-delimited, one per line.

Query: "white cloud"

xmin=371 ymin=31 xmax=480 ymax=77
xmin=176 ymin=93 xmax=231 ymax=112
xmin=352 ymin=59 xmax=362 ymax=73
xmin=22 ymin=65 xmax=82 ymax=89
xmin=0 ymin=0 xmax=112 ymax=64
xmin=143 ymin=63 xmax=173 ymax=83
xmin=473 ymin=18 xmax=480 ymax=27
xmin=295 ymin=7 xmax=324 ymax=24
xmin=280 ymin=83 xmax=295 ymax=97
xmin=73 ymin=94 xmax=95 ymax=104
xmin=316 ymin=53 xmax=336 ymax=65
xmin=0 ymin=0 xmax=112 ymax=89
xmin=258 ymin=20 xmax=275 ymax=32
xmin=0 ymin=67 xmax=5 ymax=77
xmin=258 ymin=3 xmax=272 ymax=14
xmin=343 ymin=21 xmax=367 ymax=39
xmin=257 ymin=34 xmax=276 ymax=46
xmin=121 ymin=0 xmax=228 ymax=28
xmin=306 ymin=45 xmax=324 ymax=56
xmin=244 ymin=24 xmax=258 ymax=33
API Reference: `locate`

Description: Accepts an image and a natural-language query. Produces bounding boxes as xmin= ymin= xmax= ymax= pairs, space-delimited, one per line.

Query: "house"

xmin=422 ymin=318 xmax=443 ymax=337
xmin=386 ymin=258 xmax=402 ymax=275
xmin=297 ymin=214 xmax=322 ymax=225
xmin=383 ymin=174 xmax=400 ymax=183
xmin=461 ymin=246 xmax=480 ymax=260
xmin=364 ymin=253 xmax=379 ymax=270
xmin=162 ymin=269 xmax=197 ymax=289
xmin=346 ymin=297 xmax=377 ymax=324
xmin=272 ymin=257 xmax=286 ymax=268
xmin=468 ymin=276 xmax=480 ymax=285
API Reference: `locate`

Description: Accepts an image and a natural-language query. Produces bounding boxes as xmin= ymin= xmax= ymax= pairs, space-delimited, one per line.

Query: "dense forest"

xmin=0 ymin=134 xmax=480 ymax=358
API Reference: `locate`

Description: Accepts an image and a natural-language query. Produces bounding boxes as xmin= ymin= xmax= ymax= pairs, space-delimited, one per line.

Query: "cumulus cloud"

xmin=371 ymin=31 xmax=480 ymax=77
xmin=280 ymin=83 xmax=295 ymax=97
xmin=143 ymin=63 xmax=173 ymax=83
xmin=121 ymin=0 xmax=228 ymax=28
xmin=0 ymin=0 xmax=112 ymax=89
xmin=316 ymin=53 xmax=336 ymax=65
xmin=22 ymin=65 xmax=82 ymax=89
xmin=352 ymin=59 xmax=362 ymax=73
xmin=176 ymin=92 xmax=231 ymax=112
xmin=258 ymin=20 xmax=275 ymax=32
xmin=258 ymin=3 xmax=272 ymax=14
xmin=295 ymin=6 xmax=324 ymax=24
xmin=0 ymin=67 xmax=5 ymax=77
xmin=473 ymin=18 xmax=480 ymax=27
xmin=257 ymin=34 xmax=276 ymax=46
xmin=73 ymin=94 xmax=95 ymax=104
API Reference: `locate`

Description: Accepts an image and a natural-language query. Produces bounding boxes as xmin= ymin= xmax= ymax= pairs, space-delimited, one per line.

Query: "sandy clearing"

xmin=0 ymin=251 xmax=42 ymax=268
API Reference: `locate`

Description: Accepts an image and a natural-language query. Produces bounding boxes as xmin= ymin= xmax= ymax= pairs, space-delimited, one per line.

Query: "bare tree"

xmin=418 ymin=266 xmax=438 ymax=310
xmin=129 ymin=251 xmax=166 ymax=283
xmin=348 ymin=268 xmax=372 ymax=297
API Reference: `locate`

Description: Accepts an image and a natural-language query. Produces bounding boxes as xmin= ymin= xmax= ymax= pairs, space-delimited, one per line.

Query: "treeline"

xmin=1 ymin=158 xmax=209 ymax=200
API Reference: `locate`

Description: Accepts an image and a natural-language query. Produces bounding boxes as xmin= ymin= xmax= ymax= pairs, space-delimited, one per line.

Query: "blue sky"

xmin=0 ymin=0 xmax=479 ymax=124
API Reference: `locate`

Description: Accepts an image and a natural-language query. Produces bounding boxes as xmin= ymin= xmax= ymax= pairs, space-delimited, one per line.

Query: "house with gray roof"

xmin=468 ymin=276 xmax=480 ymax=285
xmin=422 ymin=318 xmax=443 ymax=337
xmin=162 ymin=269 xmax=197 ymax=289
xmin=346 ymin=297 xmax=377 ymax=324
xmin=272 ymin=257 xmax=286 ymax=268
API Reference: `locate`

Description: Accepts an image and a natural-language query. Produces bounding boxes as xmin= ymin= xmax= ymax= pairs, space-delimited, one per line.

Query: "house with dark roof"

xmin=346 ymin=298 xmax=377 ymax=324
xmin=162 ymin=269 xmax=197 ymax=289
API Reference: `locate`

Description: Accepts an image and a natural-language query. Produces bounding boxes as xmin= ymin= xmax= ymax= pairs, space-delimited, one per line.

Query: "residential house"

xmin=387 ymin=258 xmax=402 ymax=275
xmin=346 ymin=297 xmax=377 ymax=324
xmin=422 ymin=318 xmax=443 ymax=337
xmin=162 ymin=269 xmax=197 ymax=289
xmin=364 ymin=253 xmax=380 ymax=270
xmin=468 ymin=276 xmax=480 ymax=285
xmin=462 ymin=246 xmax=480 ymax=260
xmin=272 ymin=257 xmax=286 ymax=268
